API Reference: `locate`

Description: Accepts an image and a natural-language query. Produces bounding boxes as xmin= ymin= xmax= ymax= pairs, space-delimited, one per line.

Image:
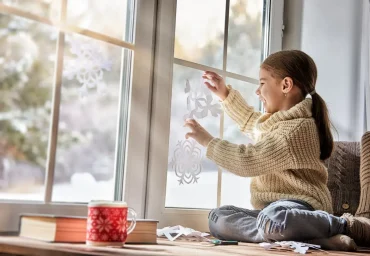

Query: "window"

xmin=146 ymin=0 xmax=283 ymax=230
xmin=0 ymin=0 xmax=283 ymax=232
xmin=167 ymin=0 xmax=263 ymax=209
xmin=0 ymin=0 xmax=156 ymax=231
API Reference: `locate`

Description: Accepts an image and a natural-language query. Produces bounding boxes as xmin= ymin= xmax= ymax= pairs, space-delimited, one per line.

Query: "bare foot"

xmin=342 ymin=213 xmax=370 ymax=246
xmin=308 ymin=234 xmax=357 ymax=251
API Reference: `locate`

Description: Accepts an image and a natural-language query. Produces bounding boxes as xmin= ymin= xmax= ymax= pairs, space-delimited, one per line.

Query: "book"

xmin=125 ymin=219 xmax=158 ymax=244
xmin=19 ymin=214 xmax=86 ymax=243
xmin=18 ymin=214 xmax=158 ymax=244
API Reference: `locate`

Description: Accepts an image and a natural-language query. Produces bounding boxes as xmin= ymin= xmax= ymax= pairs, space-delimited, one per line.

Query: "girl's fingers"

xmin=202 ymin=74 xmax=219 ymax=81
xmin=184 ymin=119 xmax=201 ymax=130
xmin=183 ymin=122 xmax=195 ymax=130
xmin=204 ymin=82 xmax=217 ymax=92
xmin=202 ymin=76 xmax=219 ymax=88
xmin=192 ymin=119 xmax=201 ymax=127
xmin=186 ymin=119 xmax=198 ymax=126
xmin=204 ymin=71 xmax=222 ymax=79
xmin=185 ymin=132 xmax=195 ymax=140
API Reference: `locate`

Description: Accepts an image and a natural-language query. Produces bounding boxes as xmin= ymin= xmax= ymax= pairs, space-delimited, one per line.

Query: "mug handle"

xmin=127 ymin=207 xmax=137 ymax=234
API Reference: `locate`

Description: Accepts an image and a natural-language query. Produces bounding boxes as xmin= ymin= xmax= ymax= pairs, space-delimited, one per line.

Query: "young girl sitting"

xmin=184 ymin=50 xmax=370 ymax=251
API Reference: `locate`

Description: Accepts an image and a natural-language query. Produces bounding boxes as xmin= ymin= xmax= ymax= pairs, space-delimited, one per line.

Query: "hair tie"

xmin=309 ymin=89 xmax=316 ymax=96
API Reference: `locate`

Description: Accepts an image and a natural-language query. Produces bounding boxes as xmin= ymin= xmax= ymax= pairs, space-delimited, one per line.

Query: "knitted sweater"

xmin=206 ymin=88 xmax=333 ymax=213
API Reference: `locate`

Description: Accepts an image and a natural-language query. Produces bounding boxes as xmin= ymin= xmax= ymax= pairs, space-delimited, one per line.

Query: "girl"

xmin=184 ymin=50 xmax=370 ymax=251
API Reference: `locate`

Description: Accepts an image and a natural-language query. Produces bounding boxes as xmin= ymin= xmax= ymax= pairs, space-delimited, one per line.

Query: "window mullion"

xmin=173 ymin=58 xmax=259 ymax=85
xmin=222 ymin=0 xmax=230 ymax=73
xmin=44 ymin=0 xmax=68 ymax=203
xmin=0 ymin=3 xmax=134 ymax=50
xmin=217 ymin=0 xmax=230 ymax=208
xmin=114 ymin=0 xmax=136 ymax=201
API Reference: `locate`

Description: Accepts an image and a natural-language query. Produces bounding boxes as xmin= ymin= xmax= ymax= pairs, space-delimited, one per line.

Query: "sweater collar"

xmin=256 ymin=98 xmax=313 ymax=132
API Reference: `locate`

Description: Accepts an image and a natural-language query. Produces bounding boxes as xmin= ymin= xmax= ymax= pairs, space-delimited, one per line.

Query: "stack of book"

xmin=18 ymin=214 xmax=158 ymax=244
xmin=125 ymin=219 xmax=158 ymax=244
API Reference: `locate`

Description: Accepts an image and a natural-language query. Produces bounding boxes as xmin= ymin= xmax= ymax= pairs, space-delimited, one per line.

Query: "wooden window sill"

xmin=0 ymin=236 xmax=369 ymax=256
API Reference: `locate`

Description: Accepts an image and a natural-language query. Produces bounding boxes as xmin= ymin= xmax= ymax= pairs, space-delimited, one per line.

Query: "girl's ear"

xmin=282 ymin=77 xmax=294 ymax=93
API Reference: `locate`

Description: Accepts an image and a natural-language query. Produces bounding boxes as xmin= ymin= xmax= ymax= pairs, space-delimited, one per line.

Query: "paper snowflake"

xmin=183 ymin=79 xmax=222 ymax=120
xmin=169 ymin=139 xmax=203 ymax=185
xmin=63 ymin=38 xmax=112 ymax=98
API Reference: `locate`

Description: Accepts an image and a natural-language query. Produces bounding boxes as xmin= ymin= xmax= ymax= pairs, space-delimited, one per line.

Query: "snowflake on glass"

xmin=183 ymin=79 xmax=222 ymax=120
xmin=63 ymin=38 xmax=112 ymax=98
xmin=169 ymin=139 xmax=203 ymax=185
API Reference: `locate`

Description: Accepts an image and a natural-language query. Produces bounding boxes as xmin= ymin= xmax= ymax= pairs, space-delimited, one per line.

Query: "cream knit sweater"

xmin=206 ymin=88 xmax=333 ymax=213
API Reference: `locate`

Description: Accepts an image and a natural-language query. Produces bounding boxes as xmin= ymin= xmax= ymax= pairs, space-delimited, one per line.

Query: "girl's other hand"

xmin=184 ymin=119 xmax=214 ymax=147
xmin=202 ymin=71 xmax=229 ymax=100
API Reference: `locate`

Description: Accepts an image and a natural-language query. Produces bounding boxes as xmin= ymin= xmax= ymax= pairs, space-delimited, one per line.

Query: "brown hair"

xmin=261 ymin=50 xmax=333 ymax=160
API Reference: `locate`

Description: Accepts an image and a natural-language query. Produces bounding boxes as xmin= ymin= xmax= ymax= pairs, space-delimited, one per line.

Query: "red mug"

xmin=86 ymin=201 xmax=136 ymax=246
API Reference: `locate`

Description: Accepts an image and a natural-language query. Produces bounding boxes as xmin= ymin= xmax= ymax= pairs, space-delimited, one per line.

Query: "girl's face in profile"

xmin=256 ymin=68 xmax=285 ymax=113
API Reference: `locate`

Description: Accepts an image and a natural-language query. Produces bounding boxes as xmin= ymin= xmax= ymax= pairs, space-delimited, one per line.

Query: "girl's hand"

xmin=184 ymin=119 xmax=214 ymax=147
xmin=202 ymin=71 xmax=229 ymax=100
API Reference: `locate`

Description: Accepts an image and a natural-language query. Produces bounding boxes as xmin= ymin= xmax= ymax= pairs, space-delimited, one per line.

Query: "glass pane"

xmin=67 ymin=0 xmax=131 ymax=41
xmin=221 ymin=78 xmax=259 ymax=208
xmin=0 ymin=0 xmax=60 ymax=20
xmin=0 ymin=15 xmax=57 ymax=200
xmin=52 ymin=33 xmax=128 ymax=202
xmin=174 ymin=0 xmax=225 ymax=69
xmin=165 ymin=65 xmax=220 ymax=209
xmin=227 ymin=0 xmax=263 ymax=78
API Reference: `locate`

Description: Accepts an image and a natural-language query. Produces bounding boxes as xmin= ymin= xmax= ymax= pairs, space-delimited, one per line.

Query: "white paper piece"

xmin=169 ymin=139 xmax=203 ymax=185
xmin=183 ymin=79 xmax=222 ymax=120
xmin=157 ymin=225 xmax=210 ymax=242
xmin=64 ymin=38 xmax=112 ymax=99
xmin=294 ymin=245 xmax=309 ymax=254
xmin=259 ymin=242 xmax=279 ymax=250
xmin=259 ymin=241 xmax=321 ymax=254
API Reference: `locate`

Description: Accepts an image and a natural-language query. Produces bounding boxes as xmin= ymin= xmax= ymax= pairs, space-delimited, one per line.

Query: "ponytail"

xmin=311 ymin=93 xmax=333 ymax=160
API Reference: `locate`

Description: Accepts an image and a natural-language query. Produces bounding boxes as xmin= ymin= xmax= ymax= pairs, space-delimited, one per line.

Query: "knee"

xmin=257 ymin=207 xmax=290 ymax=241
xmin=208 ymin=206 xmax=234 ymax=239
xmin=208 ymin=205 xmax=235 ymax=220
xmin=208 ymin=205 xmax=233 ymax=227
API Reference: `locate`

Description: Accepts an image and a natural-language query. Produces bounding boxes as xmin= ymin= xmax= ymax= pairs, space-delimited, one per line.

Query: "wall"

xmin=283 ymin=0 xmax=365 ymax=141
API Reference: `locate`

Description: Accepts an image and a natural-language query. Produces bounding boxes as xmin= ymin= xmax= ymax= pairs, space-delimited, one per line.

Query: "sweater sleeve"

xmin=206 ymin=134 xmax=293 ymax=177
xmin=222 ymin=87 xmax=262 ymax=134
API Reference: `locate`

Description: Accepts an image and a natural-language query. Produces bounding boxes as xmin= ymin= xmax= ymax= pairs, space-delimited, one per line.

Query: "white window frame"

xmin=0 ymin=0 xmax=157 ymax=232
xmin=145 ymin=0 xmax=284 ymax=231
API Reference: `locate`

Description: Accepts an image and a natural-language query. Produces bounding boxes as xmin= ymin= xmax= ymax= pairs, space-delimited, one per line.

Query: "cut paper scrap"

xmin=260 ymin=241 xmax=321 ymax=254
xmin=157 ymin=225 xmax=210 ymax=242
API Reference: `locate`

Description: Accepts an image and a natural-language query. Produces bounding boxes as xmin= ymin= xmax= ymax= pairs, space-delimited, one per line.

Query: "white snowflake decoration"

xmin=64 ymin=38 xmax=112 ymax=98
xmin=183 ymin=79 xmax=222 ymax=120
xmin=95 ymin=217 xmax=112 ymax=233
xmin=111 ymin=233 xmax=118 ymax=240
xmin=169 ymin=139 xmax=203 ymax=185
xmin=116 ymin=218 xmax=127 ymax=233
xmin=101 ymin=233 xmax=109 ymax=241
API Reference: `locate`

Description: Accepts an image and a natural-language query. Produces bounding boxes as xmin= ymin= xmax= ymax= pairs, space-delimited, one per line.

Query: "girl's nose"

xmin=255 ymin=87 xmax=260 ymax=95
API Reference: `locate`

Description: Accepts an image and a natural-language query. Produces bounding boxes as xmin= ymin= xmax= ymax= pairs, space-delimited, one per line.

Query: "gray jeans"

xmin=208 ymin=200 xmax=347 ymax=243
